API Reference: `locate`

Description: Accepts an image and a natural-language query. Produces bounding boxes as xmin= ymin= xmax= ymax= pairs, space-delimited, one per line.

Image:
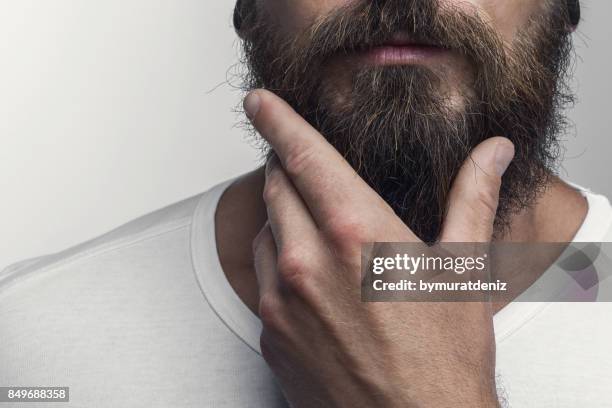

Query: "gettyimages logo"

xmin=361 ymin=242 xmax=612 ymax=302
xmin=371 ymin=252 xmax=488 ymax=275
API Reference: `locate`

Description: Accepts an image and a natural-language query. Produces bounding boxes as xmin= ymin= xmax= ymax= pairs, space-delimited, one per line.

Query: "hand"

xmin=245 ymin=89 xmax=514 ymax=408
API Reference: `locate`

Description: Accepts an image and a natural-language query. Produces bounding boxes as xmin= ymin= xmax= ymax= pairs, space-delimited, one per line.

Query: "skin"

xmin=260 ymin=0 xmax=544 ymax=37
xmin=215 ymin=0 xmax=589 ymax=406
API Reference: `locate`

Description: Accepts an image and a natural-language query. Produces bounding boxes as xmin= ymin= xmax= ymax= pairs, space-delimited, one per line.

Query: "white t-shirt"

xmin=1 ymin=179 xmax=612 ymax=408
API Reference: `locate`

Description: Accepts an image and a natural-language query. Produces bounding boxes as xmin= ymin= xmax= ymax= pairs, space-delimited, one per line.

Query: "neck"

xmin=215 ymin=166 xmax=588 ymax=314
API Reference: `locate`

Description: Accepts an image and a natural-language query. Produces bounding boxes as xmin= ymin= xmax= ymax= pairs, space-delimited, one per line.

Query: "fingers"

xmin=253 ymin=222 xmax=278 ymax=296
xmin=440 ymin=137 xmax=515 ymax=243
xmin=244 ymin=89 xmax=378 ymax=227
xmin=264 ymin=155 xmax=319 ymax=251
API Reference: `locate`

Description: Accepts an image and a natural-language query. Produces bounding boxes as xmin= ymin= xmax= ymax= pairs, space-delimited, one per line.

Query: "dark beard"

xmin=238 ymin=0 xmax=574 ymax=242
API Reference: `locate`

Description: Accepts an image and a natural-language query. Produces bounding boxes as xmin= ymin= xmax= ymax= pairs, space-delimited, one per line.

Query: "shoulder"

xmin=0 ymin=178 xmax=233 ymax=295
xmin=567 ymin=181 xmax=612 ymax=242
xmin=0 ymin=178 xmax=247 ymax=396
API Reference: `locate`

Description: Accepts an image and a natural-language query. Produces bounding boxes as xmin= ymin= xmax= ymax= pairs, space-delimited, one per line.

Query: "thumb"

xmin=439 ymin=137 xmax=515 ymax=243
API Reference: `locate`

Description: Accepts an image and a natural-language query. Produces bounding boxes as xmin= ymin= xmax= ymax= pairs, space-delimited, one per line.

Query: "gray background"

xmin=0 ymin=1 xmax=609 ymax=269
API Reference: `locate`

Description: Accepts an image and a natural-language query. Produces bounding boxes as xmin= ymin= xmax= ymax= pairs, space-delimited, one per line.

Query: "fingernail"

xmin=494 ymin=142 xmax=515 ymax=176
xmin=244 ymin=92 xmax=261 ymax=120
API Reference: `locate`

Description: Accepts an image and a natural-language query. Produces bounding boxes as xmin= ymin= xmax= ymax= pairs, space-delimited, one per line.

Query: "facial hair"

xmin=238 ymin=0 xmax=574 ymax=243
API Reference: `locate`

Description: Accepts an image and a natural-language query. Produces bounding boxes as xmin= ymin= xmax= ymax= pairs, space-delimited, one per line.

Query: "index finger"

xmin=244 ymin=89 xmax=378 ymax=225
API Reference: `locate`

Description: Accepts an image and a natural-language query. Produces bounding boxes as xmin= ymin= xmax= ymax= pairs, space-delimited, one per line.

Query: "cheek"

xmin=488 ymin=0 xmax=545 ymax=41
xmin=440 ymin=0 xmax=544 ymax=42
xmin=260 ymin=0 xmax=355 ymax=33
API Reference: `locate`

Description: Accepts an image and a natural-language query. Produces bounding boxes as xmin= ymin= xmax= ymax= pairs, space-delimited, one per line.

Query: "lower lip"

xmin=361 ymin=45 xmax=449 ymax=66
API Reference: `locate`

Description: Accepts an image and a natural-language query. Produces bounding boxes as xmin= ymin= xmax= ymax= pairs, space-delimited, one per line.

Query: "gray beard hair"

xmin=238 ymin=0 xmax=575 ymax=242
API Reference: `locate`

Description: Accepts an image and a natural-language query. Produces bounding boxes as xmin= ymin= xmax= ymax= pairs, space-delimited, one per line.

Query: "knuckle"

xmin=277 ymin=249 xmax=310 ymax=291
xmin=262 ymin=176 xmax=282 ymax=204
xmin=283 ymin=143 xmax=315 ymax=178
xmin=258 ymin=293 xmax=283 ymax=329
xmin=326 ymin=215 xmax=369 ymax=244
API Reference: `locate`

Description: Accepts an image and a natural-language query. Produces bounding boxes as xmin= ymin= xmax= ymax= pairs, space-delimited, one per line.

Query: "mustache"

xmin=290 ymin=0 xmax=506 ymax=69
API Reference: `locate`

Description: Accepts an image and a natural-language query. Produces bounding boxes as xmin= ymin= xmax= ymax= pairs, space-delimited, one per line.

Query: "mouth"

xmin=357 ymin=32 xmax=450 ymax=66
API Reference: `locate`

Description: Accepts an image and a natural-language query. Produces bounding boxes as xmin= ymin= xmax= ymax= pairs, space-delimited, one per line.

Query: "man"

xmin=1 ymin=0 xmax=611 ymax=406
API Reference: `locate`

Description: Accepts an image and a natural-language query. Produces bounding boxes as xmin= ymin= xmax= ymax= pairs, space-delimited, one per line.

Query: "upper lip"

xmin=344 ymin=32 xmax=446 ymax=54
xmin=380 ymin=32 xmax=441 ymax=48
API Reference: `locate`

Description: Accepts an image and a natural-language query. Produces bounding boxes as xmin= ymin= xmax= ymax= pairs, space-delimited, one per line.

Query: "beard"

xmin=237 ymin=0 xmax=574 ymax=243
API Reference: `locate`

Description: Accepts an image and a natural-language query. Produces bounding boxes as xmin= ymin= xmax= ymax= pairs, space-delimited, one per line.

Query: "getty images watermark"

xmin=361 ymin=242 xmax=612 ymax=302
